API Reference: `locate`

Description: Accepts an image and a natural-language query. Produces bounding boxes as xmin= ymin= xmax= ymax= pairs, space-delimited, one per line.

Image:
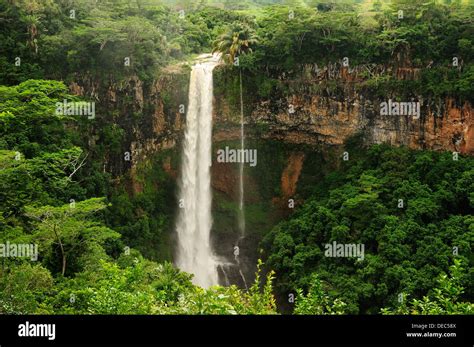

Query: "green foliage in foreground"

xmin=294 ymin=274 xmax=347 ymax=315
xmin=381 ymin=259 xmax=474 ymax=315
xmin=0 ymin=256 xmax=278 ymax=315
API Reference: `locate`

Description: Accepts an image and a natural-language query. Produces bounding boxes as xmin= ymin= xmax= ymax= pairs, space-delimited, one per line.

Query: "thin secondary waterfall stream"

xmin=236 ymin=69 xmax=248 ymax=289
xmin=175 ymin=54 xmax=220 ymax=288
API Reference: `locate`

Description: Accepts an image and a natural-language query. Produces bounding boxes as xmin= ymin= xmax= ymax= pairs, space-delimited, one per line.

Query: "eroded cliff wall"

xmin=213 ymin=65 xmax=473 ymax=155
xmin=66 ymin=63 xmax=473 ymax=278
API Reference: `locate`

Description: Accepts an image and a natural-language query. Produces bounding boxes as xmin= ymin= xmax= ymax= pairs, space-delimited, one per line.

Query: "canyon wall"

xmin=67 ymin=64 xmax=473 ymax=283
xmin=68 ymin=70 xmax=189 ymax=193
xmin=213 ymin=65 xmax=473 ymax=156
xmin=68 ymin=64 xmax=473 ymax=187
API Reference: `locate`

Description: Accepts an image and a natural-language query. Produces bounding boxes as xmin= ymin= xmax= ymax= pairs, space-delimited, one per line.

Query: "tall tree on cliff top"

xmin=212 ymin=22 xmax=258 ymax=65
xmin=211 ymin=22 xmax=258 ymax=131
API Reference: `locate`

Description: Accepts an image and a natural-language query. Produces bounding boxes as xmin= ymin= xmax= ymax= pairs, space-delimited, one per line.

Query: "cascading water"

xmin=175 ymin=54 xmax=220 ymax=288
xmin=238 ymin=69 xmax=245 ymax=235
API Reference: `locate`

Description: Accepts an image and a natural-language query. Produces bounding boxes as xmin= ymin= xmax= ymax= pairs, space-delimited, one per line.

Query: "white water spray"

xmin=176 ymin=54 xmax=220 ymax=288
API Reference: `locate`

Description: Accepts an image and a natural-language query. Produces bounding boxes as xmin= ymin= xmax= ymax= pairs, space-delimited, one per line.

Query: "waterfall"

xmin=238 ymin=69 xmax=245 ymax=236
xmin=175 ymin=54 xmax=220 ymax=288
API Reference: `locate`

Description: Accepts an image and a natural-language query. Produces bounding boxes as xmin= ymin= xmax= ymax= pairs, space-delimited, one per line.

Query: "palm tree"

xmin=24 ymin=14 xmax=40 ymax=54
xmin=212 ymin=22 xmax=258 ymax=65
xmin=212 ymin=23 xmax=258 ymax=124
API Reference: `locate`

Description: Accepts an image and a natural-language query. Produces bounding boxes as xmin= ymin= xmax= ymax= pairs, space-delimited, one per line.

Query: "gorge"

xmin=1 ymin=0 xmax=472 ymax=316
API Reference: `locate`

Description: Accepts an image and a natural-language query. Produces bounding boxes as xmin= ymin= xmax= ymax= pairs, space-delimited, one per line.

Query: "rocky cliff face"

xmin=213 ymin=65 xmax=473 ymax=156
xmin=246 ymin=94 xmax=473 ymax=154
xmin=69 ymin=64 xmax=473 ymax=189
xmin=68 ymin=63 xmax=472 ymax=285
xmin=68 ymin=69 xmax=189 ymax=193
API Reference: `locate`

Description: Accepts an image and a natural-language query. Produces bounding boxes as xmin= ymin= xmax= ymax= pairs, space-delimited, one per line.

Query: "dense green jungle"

xmin=0 ymin=0 xmax=473 ymax=315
